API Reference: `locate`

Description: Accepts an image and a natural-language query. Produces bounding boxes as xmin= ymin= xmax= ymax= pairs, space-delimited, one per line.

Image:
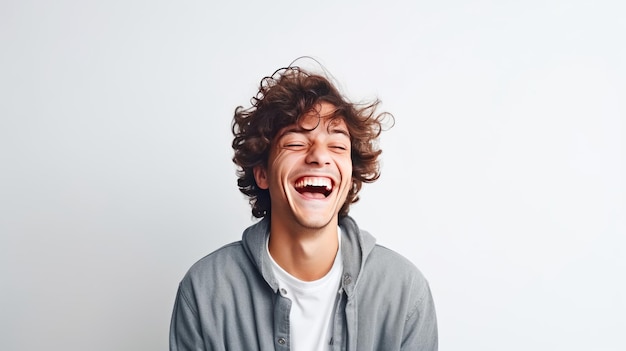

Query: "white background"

xmin=1 ymin=0 xmax=624 ymax=350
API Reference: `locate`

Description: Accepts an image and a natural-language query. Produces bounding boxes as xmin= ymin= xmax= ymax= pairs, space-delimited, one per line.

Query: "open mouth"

xmin=294 ymin=177 xmax=333 ymax=198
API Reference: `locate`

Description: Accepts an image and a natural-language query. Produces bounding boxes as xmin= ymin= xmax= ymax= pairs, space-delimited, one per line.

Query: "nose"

xmin=305 ymin=143 xmax=332 ymax=166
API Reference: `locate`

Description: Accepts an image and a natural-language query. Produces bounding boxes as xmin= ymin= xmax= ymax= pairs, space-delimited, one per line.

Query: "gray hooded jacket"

xmin=170 ymin=216 xmax=438 ymax=350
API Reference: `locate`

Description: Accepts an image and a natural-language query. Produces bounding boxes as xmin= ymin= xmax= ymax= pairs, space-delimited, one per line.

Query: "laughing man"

xmin=170 ymin=65 xmax=438 ymax=351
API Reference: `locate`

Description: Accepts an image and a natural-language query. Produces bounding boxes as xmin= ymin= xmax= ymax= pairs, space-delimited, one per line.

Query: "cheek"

xmin=337 ymin=156 xmax=353 ymax=177
xmin=269 ymin=154 xmax=295 ymax=180
xmin=336 ymin=164 xmax=353 ymax=191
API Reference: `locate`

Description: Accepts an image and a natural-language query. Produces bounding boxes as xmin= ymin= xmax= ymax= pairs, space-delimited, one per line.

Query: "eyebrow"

xmin=280 ymin=125 xmax=351 ymax=138
xmin=329 ymin=127 xmax=350 ymax=138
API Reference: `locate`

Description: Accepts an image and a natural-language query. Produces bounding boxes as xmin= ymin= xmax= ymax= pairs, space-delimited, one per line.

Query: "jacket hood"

xmin=240 ymin=215 xmax=377 ymax=297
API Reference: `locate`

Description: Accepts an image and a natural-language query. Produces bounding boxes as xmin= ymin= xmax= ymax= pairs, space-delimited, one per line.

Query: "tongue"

xmin=300 ymin=191 xmax=327 ymax=199
xmin=296 ymin=185 xmax=329 ymax=198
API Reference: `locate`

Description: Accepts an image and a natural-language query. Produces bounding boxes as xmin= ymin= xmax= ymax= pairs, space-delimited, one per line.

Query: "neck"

xmin=268 ymin=219 xmax=339 ymax=281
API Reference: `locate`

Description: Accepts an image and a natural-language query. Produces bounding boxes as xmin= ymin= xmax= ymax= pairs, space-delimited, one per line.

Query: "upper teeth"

xmin=295 ymin=177 xmax=332 ymax=190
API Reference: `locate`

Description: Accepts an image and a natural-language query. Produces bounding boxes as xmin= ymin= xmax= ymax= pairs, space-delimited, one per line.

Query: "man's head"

xmin=232 ymin=66 xmax=390 ymax=219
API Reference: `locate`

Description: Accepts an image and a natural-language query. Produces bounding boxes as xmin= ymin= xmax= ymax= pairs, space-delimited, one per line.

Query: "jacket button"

xmin=280 ymin=288 xmax=287 ymax=296
xmin=277 ymin=337 xmax=286 ymax=345
xmin=343 ymin=273 xmax=352 ymax=285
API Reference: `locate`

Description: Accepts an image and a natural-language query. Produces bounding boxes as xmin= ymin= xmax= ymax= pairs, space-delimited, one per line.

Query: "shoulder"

xmin=355 ymin=244 xmax=435 ymax=325
xmin=189 ymin=241 xmax=245 ymax=268
xmin=362 ymin=244 xmax=431 ymax=295
xmin=180 ymin=241 xmax=251 ymax=289
xmin=369 ymin=245 xmax=424 ymax=271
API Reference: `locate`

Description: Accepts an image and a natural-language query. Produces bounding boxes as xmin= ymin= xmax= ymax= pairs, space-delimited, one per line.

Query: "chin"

xmin=294 ymin=213 xmax=336 ymax=230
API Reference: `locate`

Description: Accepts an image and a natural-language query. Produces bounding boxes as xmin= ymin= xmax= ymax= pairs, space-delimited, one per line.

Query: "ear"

xmin=253 ymin=165 xmax=269 ymax=190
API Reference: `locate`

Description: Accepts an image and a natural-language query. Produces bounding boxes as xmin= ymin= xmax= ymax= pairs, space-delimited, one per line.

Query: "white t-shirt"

xmin=267 ymin=229 xmax=343 ymax=351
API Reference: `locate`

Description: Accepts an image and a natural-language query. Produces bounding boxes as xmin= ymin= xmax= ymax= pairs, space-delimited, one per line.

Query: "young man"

xmin=170 ymin=66 xmax=438 ymax=350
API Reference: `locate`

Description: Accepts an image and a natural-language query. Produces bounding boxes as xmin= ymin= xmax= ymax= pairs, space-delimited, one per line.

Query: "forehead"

xmin=288 ymin=102 xmax=349 ymax=133
xmin=295 ymin=113 xmax=348 ymax=132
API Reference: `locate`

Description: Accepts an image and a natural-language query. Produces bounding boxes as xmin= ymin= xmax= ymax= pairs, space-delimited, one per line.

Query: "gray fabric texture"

xmin=170 ymin=216 xmax=438 ymax=351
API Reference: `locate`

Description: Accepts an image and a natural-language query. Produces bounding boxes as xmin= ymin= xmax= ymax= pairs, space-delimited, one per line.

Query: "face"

xmin=254 ymin=102 xmax=353 ymax=231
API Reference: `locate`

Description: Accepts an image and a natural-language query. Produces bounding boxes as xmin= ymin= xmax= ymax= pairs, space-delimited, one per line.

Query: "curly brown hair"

xmin=232 ymin=66 xmax=392 ymax=218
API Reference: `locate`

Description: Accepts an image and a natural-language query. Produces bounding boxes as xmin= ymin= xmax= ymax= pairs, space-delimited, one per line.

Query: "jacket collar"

xmin=338 ymin=216 xmax=376 ymax=297
xmin=241 ymin=215 xmax=377 ymax=296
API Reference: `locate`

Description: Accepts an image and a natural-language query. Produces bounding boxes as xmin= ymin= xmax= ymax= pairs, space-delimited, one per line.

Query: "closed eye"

xmin=284 ymin=143 xmax=306 ymax=150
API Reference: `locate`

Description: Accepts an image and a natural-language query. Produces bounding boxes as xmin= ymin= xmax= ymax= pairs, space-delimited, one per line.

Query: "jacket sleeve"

xmin=401 ymin=281 xmax=438 ymax=350
xmin=170 ymin=284 xmax=205 ymax=351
